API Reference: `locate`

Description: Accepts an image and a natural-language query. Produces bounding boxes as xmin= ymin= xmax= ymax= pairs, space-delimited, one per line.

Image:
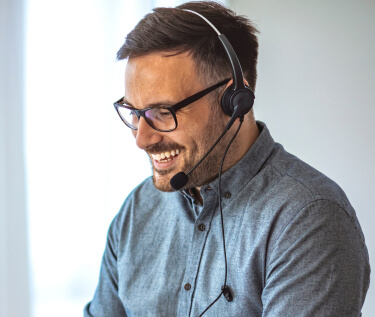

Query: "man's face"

xmin=124 ymin=52 xmax=235 ymax=192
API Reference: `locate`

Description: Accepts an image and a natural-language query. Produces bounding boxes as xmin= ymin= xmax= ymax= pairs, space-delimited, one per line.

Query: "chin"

xmin=152 ymin=172 xmax=175 ymax=192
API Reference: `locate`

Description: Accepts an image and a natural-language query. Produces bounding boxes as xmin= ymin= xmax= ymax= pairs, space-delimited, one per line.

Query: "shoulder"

xmin=106 ymin=177 xmax=155 ymax=234
xmin=258 ymin=142 xmax=369 ymax=252
xmin=247 ymin=142 xmax=368 ymax=248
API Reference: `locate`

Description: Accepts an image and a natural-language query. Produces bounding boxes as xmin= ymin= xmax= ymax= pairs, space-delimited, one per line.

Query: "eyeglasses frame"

xmin=113 ymin=78 xmax=230 ymax=132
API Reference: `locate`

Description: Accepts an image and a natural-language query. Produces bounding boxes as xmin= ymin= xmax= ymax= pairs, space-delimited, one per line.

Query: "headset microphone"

xmin=170 ymin=172 xmax=188 ymax=191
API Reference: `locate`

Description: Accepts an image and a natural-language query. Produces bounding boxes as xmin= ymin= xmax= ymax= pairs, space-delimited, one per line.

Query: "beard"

xmin=147 ymin=111 xmax=239 ymax=192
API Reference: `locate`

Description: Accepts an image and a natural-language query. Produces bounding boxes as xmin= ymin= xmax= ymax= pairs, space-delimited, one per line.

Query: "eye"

xmin=152 ymin=108 xmax=173 ymax=121
xmin=158 ymin=110 xmax=172 ymax=117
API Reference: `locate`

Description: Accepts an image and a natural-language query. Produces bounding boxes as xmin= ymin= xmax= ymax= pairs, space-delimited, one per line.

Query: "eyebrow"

xmin=122 ymin=97 xmax=176 ymax=109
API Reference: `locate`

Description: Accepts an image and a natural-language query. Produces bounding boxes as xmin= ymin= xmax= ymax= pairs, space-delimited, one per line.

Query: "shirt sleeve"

xmin=84 ymin=214 xmax=128 ymax=317
xmin=262 ymin=199 xmax=370 ymax=317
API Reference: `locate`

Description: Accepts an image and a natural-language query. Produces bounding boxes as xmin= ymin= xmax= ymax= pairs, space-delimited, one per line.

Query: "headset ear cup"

xmin=221 ymin=84 xmax=235 ymax=116
xmin=221 ymin=84 xmax=255 ymax=117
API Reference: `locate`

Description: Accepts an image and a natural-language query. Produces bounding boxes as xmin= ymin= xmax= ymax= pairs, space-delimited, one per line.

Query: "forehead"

xmin=125 ymin=52 xmax=201 ymax=106
xmin=126 ymin=51 xmax=197 ymax=82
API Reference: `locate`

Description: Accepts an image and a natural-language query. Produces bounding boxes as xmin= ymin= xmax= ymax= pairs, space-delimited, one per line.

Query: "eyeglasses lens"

xmin=117 ymin=107 xmax=176 ymax=131
xmin=117 ymin=107 xmax=139 ymax=129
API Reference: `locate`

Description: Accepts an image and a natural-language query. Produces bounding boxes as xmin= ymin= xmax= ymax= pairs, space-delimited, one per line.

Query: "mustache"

xmin=146 ymin=143 xmax=185 ymax=154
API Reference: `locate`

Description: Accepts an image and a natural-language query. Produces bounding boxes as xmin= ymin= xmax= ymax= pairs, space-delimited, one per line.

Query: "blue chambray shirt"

xmin=84 ymin=122 xmax=370 ymax=316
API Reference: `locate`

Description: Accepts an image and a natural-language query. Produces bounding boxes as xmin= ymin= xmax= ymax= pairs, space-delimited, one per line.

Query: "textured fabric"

xmin=84 ymin=122 xmax=370 ymax=317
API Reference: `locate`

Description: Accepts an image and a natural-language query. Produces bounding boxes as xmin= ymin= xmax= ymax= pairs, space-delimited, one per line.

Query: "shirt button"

xmin=198 ymin=224 xmax=206 ymax=231
xmin=205 ymin=186 xmax=212 ymax=190
xmin=224 ymin=191 xmax=231 ymax=199
xmin=184 ymin=283 xmax=191 ymax=291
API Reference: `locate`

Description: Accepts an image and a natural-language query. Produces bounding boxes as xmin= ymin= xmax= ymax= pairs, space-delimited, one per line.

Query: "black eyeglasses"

xmin=113 ymin=78 xmax=230 ymax=132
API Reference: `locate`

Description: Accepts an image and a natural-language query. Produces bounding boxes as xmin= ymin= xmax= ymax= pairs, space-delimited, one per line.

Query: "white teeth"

xmin=151 ymin=149 xmax=180 ymax=162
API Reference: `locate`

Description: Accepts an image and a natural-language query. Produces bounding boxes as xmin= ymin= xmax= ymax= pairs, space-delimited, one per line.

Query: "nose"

xmin=133 ymin=117 xmax=163 ymax=150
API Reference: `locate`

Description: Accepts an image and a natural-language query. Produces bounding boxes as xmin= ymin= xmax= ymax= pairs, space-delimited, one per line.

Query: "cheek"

xmin=131 ymin=130 xmax=137 ymax=138
xmin=176 ymin=110 xmax=207 ymax=132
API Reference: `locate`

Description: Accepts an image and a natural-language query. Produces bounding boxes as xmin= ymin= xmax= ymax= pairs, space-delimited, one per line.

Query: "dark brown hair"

xmin=117 ymin=1 xmax=259 ymax=91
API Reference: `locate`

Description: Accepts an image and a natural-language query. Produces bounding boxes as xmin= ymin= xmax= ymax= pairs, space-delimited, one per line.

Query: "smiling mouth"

xmin=151 ymin=149 xmax=180 ymax=163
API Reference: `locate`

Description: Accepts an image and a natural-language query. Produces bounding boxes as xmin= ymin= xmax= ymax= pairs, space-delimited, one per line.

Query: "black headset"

xmin=183 ymin=9 xmax=255 ymax=130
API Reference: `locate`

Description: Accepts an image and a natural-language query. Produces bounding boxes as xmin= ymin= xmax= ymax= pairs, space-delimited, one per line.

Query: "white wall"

xmin=229 ymin=0 xmax=374 ymax=314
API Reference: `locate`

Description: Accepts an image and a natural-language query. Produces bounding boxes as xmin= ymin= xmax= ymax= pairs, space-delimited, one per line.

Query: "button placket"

xmin=178 ymin=191 xmax=217 ymax=315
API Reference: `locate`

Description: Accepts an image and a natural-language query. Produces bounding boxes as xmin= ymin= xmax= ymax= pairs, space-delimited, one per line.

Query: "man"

xmin=85 ymin=1 xmax=370 ymax=316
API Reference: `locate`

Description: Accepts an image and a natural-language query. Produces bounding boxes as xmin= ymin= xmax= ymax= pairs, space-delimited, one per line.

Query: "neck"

xmin=191 ymin=187 xmax=204 ymax=205
xmin=220 ymin=114 xmax=259 ymax=174
xmin=234 ymin=115 xmax=260 ymax=165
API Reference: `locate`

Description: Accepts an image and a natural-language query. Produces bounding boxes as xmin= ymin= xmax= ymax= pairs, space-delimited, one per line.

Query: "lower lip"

xmin=153 ymin=155 xmax=179 ymax=170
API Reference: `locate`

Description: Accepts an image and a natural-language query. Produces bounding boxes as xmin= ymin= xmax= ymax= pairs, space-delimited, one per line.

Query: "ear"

xmin=221 ymin=78 xmax=250 ymax=92
xmin=223 ymin=78 xmax=233 ymax=91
